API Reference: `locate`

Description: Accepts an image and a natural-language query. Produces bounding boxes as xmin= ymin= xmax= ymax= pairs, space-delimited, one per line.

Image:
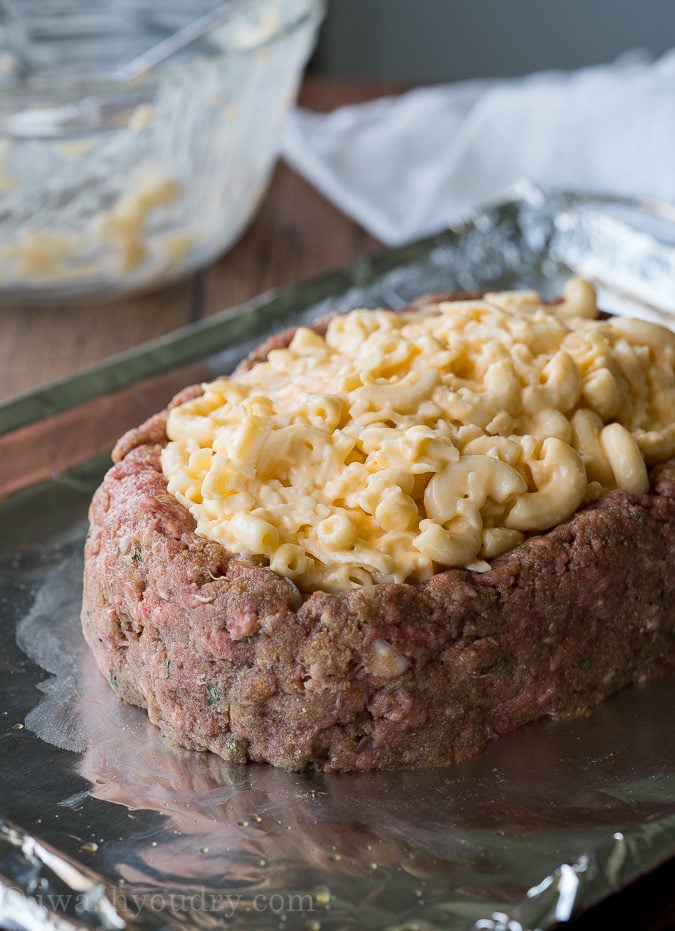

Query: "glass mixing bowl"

xmin=0 ymin=0 xmax=326 ymax=303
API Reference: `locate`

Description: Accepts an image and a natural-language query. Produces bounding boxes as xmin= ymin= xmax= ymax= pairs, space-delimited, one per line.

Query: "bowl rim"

xmin=0 ymin=0 xmax=326 ymax=136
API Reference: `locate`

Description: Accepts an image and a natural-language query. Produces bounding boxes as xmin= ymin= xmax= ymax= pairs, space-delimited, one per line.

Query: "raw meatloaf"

xmin=81 ymin=303 xmax=675 ymax=772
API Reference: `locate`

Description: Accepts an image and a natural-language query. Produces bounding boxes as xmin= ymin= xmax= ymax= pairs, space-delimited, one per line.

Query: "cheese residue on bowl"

xmin=161 ymin=280 xmax=675 ymax=592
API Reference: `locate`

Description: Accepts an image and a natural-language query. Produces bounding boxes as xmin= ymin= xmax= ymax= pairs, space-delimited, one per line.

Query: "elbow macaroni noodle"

xmin=161 ymin=279 xmax=675 ymax=592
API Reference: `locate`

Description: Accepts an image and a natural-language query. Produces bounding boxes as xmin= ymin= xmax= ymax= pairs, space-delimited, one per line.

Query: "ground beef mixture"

xmin=81 ymin=304 xmax=675 ymax=772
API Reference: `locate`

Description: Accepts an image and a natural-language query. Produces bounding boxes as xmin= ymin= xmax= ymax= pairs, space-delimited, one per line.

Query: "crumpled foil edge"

xmin=471 ymin=814 xmax=675 ymax=931
xmin=2 ymin=814 xmax=674 ymax=931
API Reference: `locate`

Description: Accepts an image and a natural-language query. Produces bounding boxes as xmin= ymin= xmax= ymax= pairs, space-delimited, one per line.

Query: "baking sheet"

xmin=1 ymin=184 xmax=674 ymax=931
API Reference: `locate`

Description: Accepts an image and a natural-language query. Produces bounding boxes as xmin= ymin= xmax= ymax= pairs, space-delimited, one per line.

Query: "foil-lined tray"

xmin=1 ymin=184 xmax=674 ymax=931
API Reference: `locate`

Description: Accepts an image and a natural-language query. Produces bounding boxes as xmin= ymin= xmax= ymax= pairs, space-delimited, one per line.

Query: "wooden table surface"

xmin=0 ymin=75 xmax=673 ymax=928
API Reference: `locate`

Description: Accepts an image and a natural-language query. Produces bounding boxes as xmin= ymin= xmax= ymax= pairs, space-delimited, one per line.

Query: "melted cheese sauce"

xmin=161 ymin=281 xmax=675 ymax=592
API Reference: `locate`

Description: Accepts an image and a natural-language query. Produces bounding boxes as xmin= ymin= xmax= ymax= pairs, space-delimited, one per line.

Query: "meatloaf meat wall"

xmin=81 ymin=304 xmax=675 ymax=772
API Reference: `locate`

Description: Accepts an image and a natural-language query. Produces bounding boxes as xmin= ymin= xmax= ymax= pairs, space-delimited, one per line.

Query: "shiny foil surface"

xmin=1 ymin=185 xmax=674 ymax=931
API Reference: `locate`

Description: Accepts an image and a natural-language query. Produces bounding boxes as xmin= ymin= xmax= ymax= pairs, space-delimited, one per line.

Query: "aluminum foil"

xmin=1 ymin=186 xmax=674 ymax=931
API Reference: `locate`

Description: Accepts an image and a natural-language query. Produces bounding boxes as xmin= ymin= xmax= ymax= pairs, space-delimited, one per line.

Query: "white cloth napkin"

xmin=282 ymin=51 xmax=675 ymax=246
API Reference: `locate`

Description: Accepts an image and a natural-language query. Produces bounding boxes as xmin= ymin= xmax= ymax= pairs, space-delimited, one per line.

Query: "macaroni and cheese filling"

xmin=161 ymin=280 xmax=675 ymax=592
